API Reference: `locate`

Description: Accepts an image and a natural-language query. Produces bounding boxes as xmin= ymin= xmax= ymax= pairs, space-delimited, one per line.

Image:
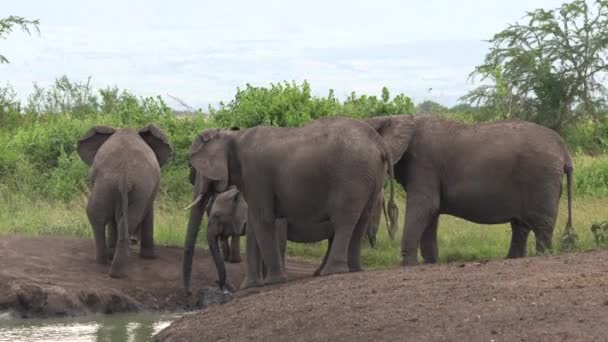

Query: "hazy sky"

xmin=2 ymin=0 xmax=564 ymax=109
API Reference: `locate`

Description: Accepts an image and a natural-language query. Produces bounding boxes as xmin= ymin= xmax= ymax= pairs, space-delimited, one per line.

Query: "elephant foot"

xmin=240 ymin=277 xmax=264 ymax=290
xmin=139 ymin=248 xmax=156 ymax=260
xmin=264 ymin=273 xmax=287 ymax=286
xmin=313 ymin=267 xmax=322 ymax=277
xmin=96 ymin=254 xmax=109 ymax=265
xmin=319 ymin=263 xmax=349 ymax=276
xmin=228 ymin=256 xmax=242 ymax=263
xmin=109 ymin=266 xmax=128 ymax=279
xmin=349 ymin=266 xmax=363 ymax=273
xmin=401 ymin=258 xmax=420 ymax=267
xmin=422 ymin=257 xmax=438 ymax=264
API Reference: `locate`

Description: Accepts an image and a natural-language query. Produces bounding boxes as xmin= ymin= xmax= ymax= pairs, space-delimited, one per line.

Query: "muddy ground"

xmin=0 ymin=235 xmax=315 ymax=318
xmin=154 ymin=250 xmax=608 ymax=342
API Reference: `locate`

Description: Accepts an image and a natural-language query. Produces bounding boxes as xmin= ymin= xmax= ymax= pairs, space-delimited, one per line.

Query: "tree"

xmin=415 ymin=100 xmax=448 ymax=114
xmin=463 ymin=0 xmax=608 ymax=132
xmin=0 ymin=15 xmax=40 ymax=64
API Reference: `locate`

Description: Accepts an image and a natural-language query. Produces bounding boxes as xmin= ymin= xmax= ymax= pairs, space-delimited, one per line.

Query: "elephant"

xmin=203 ymin=186 xmax=287 ymax=290
xmin=182 ymin=116 xmax=398 ymax=291
xmin=364 ymin=114 xmax=574 ymax=265
xmin=77 ymin=125 xmax=172 ymax=278
xmin=204 ymin=185 xmax=382 ymax=290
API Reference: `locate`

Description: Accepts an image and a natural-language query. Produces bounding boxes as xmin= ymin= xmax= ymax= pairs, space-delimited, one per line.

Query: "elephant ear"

xmin=190 ymin=129 xmax=229 ymax=190
xmin=365 ymin=115 xmax=415 ymax=165
xmin=77 ymin=126 xmax=116 ymax=166
xmin=139 ymin=124 xmax=172 ymax=167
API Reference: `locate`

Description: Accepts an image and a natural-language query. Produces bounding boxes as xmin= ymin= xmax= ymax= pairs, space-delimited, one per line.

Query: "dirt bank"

xmin=0 ymin=235 xmax=316 ymax=319
xmin=153 ymin=250 xmax=608 ymax=342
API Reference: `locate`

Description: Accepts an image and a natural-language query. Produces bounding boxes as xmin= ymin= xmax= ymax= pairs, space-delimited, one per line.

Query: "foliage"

xmin=416 ymin=100 xmax=448 ymax=114
xmin=463 ymin=0 xmax=608 ymax=132
xmin=0 ymin=76 xmax=417 ymax=203
xmin=0 ymin=15 xmax=40 ymax=64
xmin=590 ymin=221 xmax=608 ymax=247
xmin=210 ymin=82 xmax=414 ymax=128
xmin=209 ymin=81 xmax=341 ymax=128
xmin=340 ymin=87 xmax=415 ymax=118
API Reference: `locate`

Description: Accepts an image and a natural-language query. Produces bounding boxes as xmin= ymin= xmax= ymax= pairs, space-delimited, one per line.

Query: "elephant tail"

xmin=381 ymin=191 xmax=397 ymax=240
xmin=565 ymin=164 xmax=574 ymax=231
xmin=383 ymin=149 xmax=399 ymax=240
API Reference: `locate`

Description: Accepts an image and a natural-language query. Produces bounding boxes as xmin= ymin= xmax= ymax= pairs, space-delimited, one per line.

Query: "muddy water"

xmin=0 ymin=312 xmax=184 ymax=342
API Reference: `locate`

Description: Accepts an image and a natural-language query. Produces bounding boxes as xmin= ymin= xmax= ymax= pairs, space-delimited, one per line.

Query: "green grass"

xmin=1 ymin=185 xmax=606 ymax=269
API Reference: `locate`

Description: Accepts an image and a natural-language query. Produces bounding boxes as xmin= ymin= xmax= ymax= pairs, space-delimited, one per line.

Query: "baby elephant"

xmin=78 ymin=125 xmax=172 ymax=278
xmin=206 ymin=186 xmax=288 ymax=290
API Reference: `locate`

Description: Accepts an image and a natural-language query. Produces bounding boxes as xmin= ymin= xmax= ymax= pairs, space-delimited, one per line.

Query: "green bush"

xmin=1 ymin=75 xmax=607 ymax=207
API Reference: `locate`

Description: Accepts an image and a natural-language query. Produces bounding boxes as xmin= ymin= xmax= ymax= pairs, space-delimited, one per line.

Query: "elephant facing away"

xmin=78 ymin=125 xmax=172 ymax=278
xmin=182 ymin=116 xmax=398 ymax=291
xmin=364 ymin=114 xmax=574 ymax=265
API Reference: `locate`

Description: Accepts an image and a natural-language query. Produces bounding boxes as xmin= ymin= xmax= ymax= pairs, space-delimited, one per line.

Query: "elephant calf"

xmin=78 ymin=125 xmax=172 ymax=278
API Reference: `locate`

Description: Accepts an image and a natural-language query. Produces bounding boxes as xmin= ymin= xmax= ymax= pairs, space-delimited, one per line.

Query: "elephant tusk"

xmin=183 ymin=194 xmax=203 ymax=211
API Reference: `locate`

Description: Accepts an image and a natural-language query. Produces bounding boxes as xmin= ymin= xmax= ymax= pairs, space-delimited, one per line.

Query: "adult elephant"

xmin=364 ymin=114 xmax=574 ymax=265
xmin=182 ymin=117 xmax=398 ymax=290
xmin=78 ymin=125 xmax=172 ymax=278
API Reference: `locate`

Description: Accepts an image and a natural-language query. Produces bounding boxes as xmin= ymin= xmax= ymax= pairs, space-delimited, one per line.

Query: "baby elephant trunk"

xmin=208 ymin=231 xmax=227 ymax=290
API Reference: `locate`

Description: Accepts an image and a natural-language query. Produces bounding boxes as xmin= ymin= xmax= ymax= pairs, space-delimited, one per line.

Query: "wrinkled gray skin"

xmin=182 ymin=117 xmax=398 ymax=291
xmin=206 ymin=186 xmax=378 ymax=290
xmin=364 ymin=115 xmax=574 ymax=265
xmin=78 ymin=125 xmax=172 ymax=278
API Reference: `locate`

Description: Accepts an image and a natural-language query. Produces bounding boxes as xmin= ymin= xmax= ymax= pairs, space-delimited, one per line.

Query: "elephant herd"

xmin=77 ymin=114 xmax=574 ymax=292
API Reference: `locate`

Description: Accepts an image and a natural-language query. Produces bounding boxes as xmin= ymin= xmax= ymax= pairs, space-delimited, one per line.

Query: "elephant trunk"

xmin=182 ymin=192 xmax=211 ymax=291
xmin=208 ymin=231 xmax=227 ymax=290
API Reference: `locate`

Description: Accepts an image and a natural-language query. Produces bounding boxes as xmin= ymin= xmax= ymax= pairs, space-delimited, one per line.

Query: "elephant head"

xmin=182 ymin=128 xmax=241 ymax=290
xmin=206 ymin=186 xmax=247 ymax=290
xmin=77 ymin=124 xmax=172 ymax=167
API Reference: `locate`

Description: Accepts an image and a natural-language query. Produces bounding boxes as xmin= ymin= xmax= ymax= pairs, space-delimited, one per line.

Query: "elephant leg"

xmin=314 ymin=238 xmax=333 ymax=276
xmin=248 ymin=208 xmax=286 ymax=285
xmin=320 ymin=210 xmax=359 ymax=276
xmin=109 ymin=213 xmax=131 ymax=278
xmin=420 ymin=215 xmax=439 ymax=264
xmin=530 ymin=217 xmax=556 ymax=256
xmin=241 ymin=227 xmax=264 ymax=289
xmin=92 ymin=222 xmax=108 ymax=265
xmin=275 ymin=219 xmax=288 ymax=273
xmin=401 ymin=194 xmax=439 ymax=266
xmin=507 ymin=220 xmax=530 ymax=258
xmin=107 ymin=219 xmax=118 ymax=259
xmin=348 ymin=202 xmax=373 ymax=272
xmin=110 ymin=201 xmax=145 ymax=278
xmin=221 ymin=238 xmax=231 ymax=262
xmin=139 ymin=208 xmax=155 ymax=259
xmin=86 ymin=200 xmax=108 ymax=265
xmin=229 ymin=235 xmax=242 ymax=263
